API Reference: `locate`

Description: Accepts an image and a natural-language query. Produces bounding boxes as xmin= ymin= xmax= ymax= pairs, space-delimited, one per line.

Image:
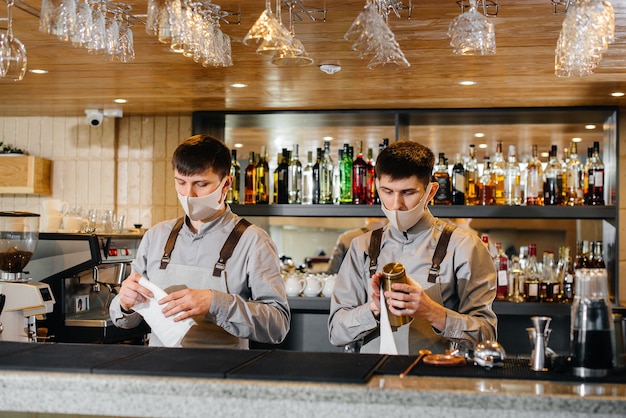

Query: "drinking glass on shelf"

xmin=71 ymin=0 xmax=92 ymax=47
xmin=2 ymin=0 xmax=28 ymax=81
xmin=87 ymin=0 xmax=107 ymax=53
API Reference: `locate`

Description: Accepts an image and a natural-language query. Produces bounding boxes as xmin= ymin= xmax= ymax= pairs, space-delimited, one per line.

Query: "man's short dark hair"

xmin=172 ymin=134 xmax=231 ymax=178
xmin=375 ymin=140 xmax=435 ymax=186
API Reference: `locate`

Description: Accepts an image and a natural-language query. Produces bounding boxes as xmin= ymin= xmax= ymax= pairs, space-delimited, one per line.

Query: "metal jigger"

xmin=530 ymin=316 xmax=552 ymax=371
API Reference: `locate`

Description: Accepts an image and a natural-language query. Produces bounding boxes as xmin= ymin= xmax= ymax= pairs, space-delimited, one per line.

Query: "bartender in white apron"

xmin=110 ymin=135 xmax=290 ymax=349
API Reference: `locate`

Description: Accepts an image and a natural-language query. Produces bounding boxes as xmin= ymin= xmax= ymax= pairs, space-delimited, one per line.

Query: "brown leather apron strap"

xmin=212 ymin=218 xmax=252 ymax=277
xmin=427 ymin=223 xmax=456 ymax=283
xmin=160 ymin=217 xmax=186 ymax=269
xmin=368 ymin=227 xmax=384 ymax=277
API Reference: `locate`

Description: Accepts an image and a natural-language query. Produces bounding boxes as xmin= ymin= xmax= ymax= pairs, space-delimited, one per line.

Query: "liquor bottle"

xmin=583 ymin=147 xmax=593 ymax=203
xmin=565 ymin=141 xmax=584 ymax=206
xmin=333 ymin=149 xmax=342 ymax=204
xmin=451 ymin=153 xmax=466 ymax=205
xmin=525 ymin=144 xmax=543 ymax=206
xmin=340 ymin=144 xmax=353 ymax=204
xmin=479 ymin=157 xmax=495 ymax=205
xmin=560 ymin=146 xmax=569 ymax=204
xmin=508 ymin=256 xmax=525 ymax=302
xmin=288 ymin=144 xmax=302 ymax=204
xmin=524 ymin=243 xmax=541 ymax=302
xmin=543 ymin=145 xmax=563 ymax=205
xmin=352 ymin=141 xmax=368 ymax=205
xmin=588 ymin=141 xmax=605 ymax=205
xmin=320 ymin=141 xmax=334 ymax=204
xmin=366 ymin=147 xmax=376 ymax=205
xmin=256 ymin=146 xmax=270 ymax=204
xmin=465 ymin=144 xmax=480 ymax=205
xmin=244 ymin=151 xmax=257 ymax=204
xmin=276 ymin=149 xmax=290 ymax=204
xmin=575 ymin=240 xmax=592 ymax=270
xmin=591 ymin=240 xmax=606 ymax=269
xmin=556 ymin=246 xmax=575 ymax=303
xmin=541 ymin=250 xmax=558 ymax=302
xmin=495 ymin=242 xmax=509 ymax=301
xmin=491 ymin=141 xmax=506 ymax=205
xmin=504 ymin=144 xmax=521 ymax=205
xmin=302 ymin=150 xmax=314 ymax=205
xmin=273 ymin=152 xmax=281 ymax=204
xmin=226 ymin=149 xmax=240 ymax=204
xmin=312 ymin=147 xmax=322 ymax=204
xmin=433 ymin=152 xmax=451 ymax=205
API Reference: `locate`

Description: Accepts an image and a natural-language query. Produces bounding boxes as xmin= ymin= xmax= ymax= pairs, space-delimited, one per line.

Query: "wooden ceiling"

xmin=0 ymin=0 xmax=625 ymax=157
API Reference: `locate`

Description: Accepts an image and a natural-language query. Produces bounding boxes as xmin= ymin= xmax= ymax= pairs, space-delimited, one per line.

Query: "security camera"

xmin=85 ymin=109 xmax=104 ymax=127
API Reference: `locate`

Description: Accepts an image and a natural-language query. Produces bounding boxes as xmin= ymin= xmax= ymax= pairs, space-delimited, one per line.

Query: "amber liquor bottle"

xmin=433 ymin=153 xmax=451 ymax=205
xmin=244 ymin=151 xmax=257 ymax=204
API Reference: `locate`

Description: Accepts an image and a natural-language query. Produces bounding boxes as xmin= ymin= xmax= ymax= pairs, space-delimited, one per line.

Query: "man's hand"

xmin=381 ymin=274 xmax=447 ymax=331
xmin=118 ymin=272 xmax=153 ymax=312
xmin=369 ymin=273 xmax=383 ymax=318
xmin=159 ymin=288 xmax=213 ymax=322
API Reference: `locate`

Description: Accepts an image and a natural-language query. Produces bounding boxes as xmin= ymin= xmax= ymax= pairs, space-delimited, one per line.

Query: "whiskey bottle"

xmin=433 ymin=153 xmax=451 ymax=205
xmin=276 ymin=149 xmax=290 ymax=204
xmin=525 ymin=144 xmax=543 ymax=206
xmin=479 ymin=157 xmax=495 ymax=205
xmin=465 ymin=144 xmax=480 ymax=205
xmin=541 ymin=250 xmax=558 ymax=302
xmin=226 ymin=149 xmax=240 ymax=204
xmin=556 ymin=246 xmax=575 ymax=303
xmin=491 ymin=141 xmax=506 ymax=205
xmin=244 ymin=151 xmax=257 ymax=204
xmin=565 ymin=142 xmax=584 ymax=206
xmin=451 ymin=153 xmax=466 ymax=205
xmin=504 ymin=144 xmax=521 ymax=205
xmin=524 ymin=243 xmax=541 ymax=302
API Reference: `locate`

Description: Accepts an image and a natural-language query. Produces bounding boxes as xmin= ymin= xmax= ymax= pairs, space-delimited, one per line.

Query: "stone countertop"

xmin=0 ymin=370 xmax=625 ymax=418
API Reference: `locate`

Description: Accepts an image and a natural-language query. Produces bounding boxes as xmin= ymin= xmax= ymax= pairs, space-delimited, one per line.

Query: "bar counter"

xmin=0 ymin=343 xmax=624 ymax=417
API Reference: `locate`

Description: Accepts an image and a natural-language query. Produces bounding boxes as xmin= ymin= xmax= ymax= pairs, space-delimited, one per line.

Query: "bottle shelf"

xmin=230 ymin=204 xmax=616 ymax=220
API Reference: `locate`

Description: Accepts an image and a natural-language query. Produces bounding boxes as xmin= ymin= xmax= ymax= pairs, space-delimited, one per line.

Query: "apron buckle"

xmin=159 ymin=256 xmax=171 ymax=270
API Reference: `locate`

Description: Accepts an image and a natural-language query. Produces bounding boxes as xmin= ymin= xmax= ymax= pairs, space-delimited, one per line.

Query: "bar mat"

xmin=0 ymin=342 xmax=151 ymax=373
xmin=375 ymin=356 xmax=626 ymax=383
xmin=228 ymin=350 xmax=385 ymax=384
xmin=95 ymin=347 xmax=270 ymax=378
xmin=0 ymin=341 xmax=46 ymax=358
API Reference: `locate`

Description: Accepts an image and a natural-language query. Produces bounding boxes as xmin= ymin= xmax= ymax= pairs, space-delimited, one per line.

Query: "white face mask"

xmin=380 ymin=182 xmax=433 ymax=232
xmin=177 ymin=177 xmax=227 ymax=221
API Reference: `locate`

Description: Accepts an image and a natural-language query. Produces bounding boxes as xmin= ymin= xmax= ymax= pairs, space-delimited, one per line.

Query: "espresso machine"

xmin=26 ymin=231 xmax=148 ymax=344
xmin=0 ymin=212 xmax=56 ymax=342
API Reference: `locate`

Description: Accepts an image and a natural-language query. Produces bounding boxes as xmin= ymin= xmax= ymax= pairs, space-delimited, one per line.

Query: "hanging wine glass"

xmin=448 ymin=0 xmax=496 ymax=55
xmin=270 ymin=0 xmax=313 ymax=66
xmin=2 ymin=0 xmax=28 ymax=81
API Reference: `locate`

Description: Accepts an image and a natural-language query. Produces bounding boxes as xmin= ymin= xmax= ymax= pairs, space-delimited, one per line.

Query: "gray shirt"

xmin=110 ymin=207 xmax=290 ymax=347
xmin=328 ymin=210 xmax=497 ymax=353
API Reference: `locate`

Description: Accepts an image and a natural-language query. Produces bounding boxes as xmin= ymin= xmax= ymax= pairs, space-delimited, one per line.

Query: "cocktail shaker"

xmin=381 ymin=262 xmax=411 ymax=327
xmin=570 ymin=268 xmax=613 ymax=377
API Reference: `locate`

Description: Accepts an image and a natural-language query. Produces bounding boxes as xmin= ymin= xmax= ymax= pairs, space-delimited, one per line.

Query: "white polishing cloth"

xmin=134 ymin=277 xmax=196 ymax=347
xmin=379 ymin=285 xmax=398 ymax=355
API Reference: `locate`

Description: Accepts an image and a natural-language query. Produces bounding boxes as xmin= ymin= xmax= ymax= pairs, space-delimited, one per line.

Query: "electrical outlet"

xmin=75 ymin=295 xmax=89 ymax=313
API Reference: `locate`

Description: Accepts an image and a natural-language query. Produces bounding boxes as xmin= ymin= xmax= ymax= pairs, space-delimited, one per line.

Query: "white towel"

xmin=379 ymin=286 xmax=398 ymax=355
xmin=134 ymin=277 xmax=196 ymax=347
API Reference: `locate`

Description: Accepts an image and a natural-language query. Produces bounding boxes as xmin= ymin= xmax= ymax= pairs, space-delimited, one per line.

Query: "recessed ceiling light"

xmin=540 ymin=152 xmax=550 ymax=158
xmin=323 ymin=136 xmax=334 ymax=141
xmin=230 ymin=83 xmax=248 ymax=88
xmin=114 ymin=98 xmax=127 ymax=104
xmin=611 ymin=92 xmax=625 ymax=97
xmin=28 ymin=69 xmax=48 ymax=74
xmin=572 ymin=137 xmax=582 ymax=142
xmin=474 ymin=132 xmax=485 ymax=138
xmin=585 ymin=124 xmax=596 ymax=130
xmin=234 ymin=143 xmax=244 ymax=148
xmin=478 ymin=143 xmax=488 ymax=149
xmin=459 ymin=81 xmax=477 ymax=86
